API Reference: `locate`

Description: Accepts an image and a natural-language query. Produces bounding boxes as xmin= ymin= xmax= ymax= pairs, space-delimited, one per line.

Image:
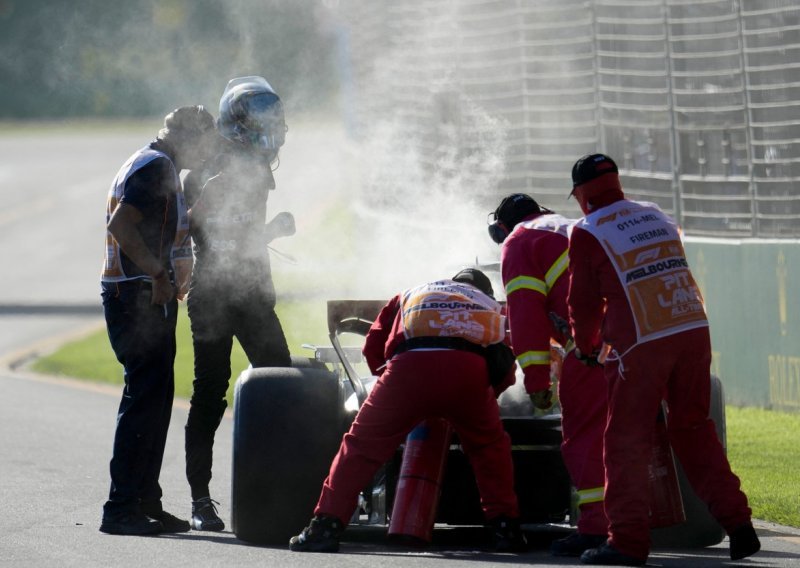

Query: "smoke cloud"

xmin=270 ymin=2 xmax=513 ymax=302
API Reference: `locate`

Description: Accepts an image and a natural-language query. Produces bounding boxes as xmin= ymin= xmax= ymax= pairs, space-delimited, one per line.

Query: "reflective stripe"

xmin=545 ymin=249 xmax=569 ymax=290
xmin=517 ymin=350 xmax=550 ymax=368
xmin=577 ymin=486 xmax=605 ymax=505
xmin=505 ymin=250 xmax=568 ymax=299
xmin=506 ymin=275 xmax=546 ymax=296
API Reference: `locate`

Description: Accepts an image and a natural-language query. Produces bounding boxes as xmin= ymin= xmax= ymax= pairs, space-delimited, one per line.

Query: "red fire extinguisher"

xmin=648 ymin=402 xmax=686 ymax=528
xmin=388 ymin=418 xmax=453 ymax=545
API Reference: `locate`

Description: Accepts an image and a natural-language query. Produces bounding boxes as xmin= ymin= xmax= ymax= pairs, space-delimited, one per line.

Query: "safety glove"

xmin=530 ymin=388 xmax=554 ymax=410
xmin=575 ymin=348 xmax=602 ymax=367
xmin=264 ymin=211 xmax=296 ymax=242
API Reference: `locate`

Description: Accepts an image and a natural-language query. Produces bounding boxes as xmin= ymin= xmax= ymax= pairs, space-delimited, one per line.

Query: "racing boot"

xmin=487 ymin=515 xmax=528 ymax=552
xmin=580 ymin=542 xmax=645 ymax=566
xmin=191 ymin=497 xmax=225 ymax=531
xmin=551 ymin=531 xmax=608 ymax=556
xmin=729 ymin=522 xmax=760 ymax=560
xmin=289 ymin=515 xmax=344 ymax=553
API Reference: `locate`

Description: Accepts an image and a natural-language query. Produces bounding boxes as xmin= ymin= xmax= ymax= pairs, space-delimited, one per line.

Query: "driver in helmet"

xmin=183 ymin=76 xmax=294 ymax=532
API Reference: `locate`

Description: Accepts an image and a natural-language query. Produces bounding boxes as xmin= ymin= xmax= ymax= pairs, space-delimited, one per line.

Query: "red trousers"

xmin=314 ymin=350 xmax=520 ymax=525
xmin=559 ymin=353 xmax=609 ymax=535
xmin=603 ymin=328 xmax=751 ymax=560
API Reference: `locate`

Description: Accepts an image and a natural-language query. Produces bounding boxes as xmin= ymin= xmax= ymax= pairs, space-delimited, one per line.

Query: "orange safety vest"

xmin=573 ymin=200 xmax=708 ymax=344
xmin=400 ymin=280 xmax=506 ymax=346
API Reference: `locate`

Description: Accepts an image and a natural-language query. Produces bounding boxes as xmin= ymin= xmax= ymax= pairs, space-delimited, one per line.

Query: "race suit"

xmin=313 ymin=280 xmax=520 ymax=525
xmin=184 ymin=151 xmax=291 ymax=500
xmin=101 ymin=142 xmax=190 ymax=518
xmin=501 ymin=212 xmax=608 ymax=536
xmin=568 ymin=197 xmax=752 ymax=560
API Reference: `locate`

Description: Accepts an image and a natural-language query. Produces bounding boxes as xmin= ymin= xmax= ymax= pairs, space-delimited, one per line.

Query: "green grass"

xmin=725 ymin=406 xmax=800 ymax=527
xmin=31 ymin=299 xmax=330 ymax=404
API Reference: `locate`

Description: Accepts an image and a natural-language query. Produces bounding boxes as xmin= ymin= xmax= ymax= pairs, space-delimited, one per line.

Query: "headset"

xmin=487 ymin=194 xmax=551 ymax=244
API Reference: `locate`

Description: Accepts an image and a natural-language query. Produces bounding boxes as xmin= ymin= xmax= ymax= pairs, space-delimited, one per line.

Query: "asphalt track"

xmin=0 ymin=125 xmax=799 ymax=567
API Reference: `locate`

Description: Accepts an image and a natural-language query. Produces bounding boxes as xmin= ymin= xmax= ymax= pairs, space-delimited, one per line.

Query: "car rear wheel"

xmin=231 ymin=366 xmax=347 ymax=545
xmin=651 ymin=374 xmax=727 ymax=548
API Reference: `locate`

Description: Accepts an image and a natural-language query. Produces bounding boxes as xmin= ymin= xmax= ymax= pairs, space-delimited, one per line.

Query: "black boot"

xmin=580 ymin=542 xmax=646 ymax=566
xmin=289 ymin=515 xmax=344 ymax=552
xmin=729 ymin=523 xmax=760 ymax=560
xmin=487 ymin=516 xmax=528 ymax=552
xmin=551 ymin=532 xmax=608 ymax=556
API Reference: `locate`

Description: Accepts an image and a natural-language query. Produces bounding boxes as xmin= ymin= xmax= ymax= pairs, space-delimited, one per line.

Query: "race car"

xmin=230 ymin=300 xmax=726 ymax=549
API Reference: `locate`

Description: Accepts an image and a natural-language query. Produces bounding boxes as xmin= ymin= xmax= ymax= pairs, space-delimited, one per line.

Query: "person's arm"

xmin=502 ymin=237 xmax=556 ymax=394
xmin=362 ymin=295 xmax=400 ymax=375
xmin=490 ymin=334 xmax=518 ymax=397
xmin=107 ymin=203 xmax=173 ymax=304
xmin=171 ymin=191 xmax=193 ymax=301
xmin=186 ymin=170 xmax=220 ymax=234
xmin=264 ymin=212 xmax=296 ymax=243
xmin=567 ymin=227 xmax=605 ymax=355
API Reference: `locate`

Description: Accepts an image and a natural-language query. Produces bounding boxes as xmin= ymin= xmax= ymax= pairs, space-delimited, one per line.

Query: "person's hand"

xmin=575 ymin=348 xmax=602 ymax=367
xmin=266 ymin=211 xmax=296 ymax=240
xmin=151 ymin=270 xmax=174 ymax=305
xmin=530 ymin=388 xmax=554 ymax=410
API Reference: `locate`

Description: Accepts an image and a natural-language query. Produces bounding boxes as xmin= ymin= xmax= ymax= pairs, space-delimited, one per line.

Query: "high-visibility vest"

xmin=400 ymin=280 xmax=506 ymax=346
xmin=574 ymin=199 xmax=708 ymax=344
xmin=102 ymin=147 xmax=186 ymax=282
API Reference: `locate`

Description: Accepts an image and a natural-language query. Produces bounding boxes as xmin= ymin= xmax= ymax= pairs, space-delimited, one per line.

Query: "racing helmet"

xmin=218 ymin=76 xmax=286 ymax=156
xmin=488 ymin=194 xmax=544 ymax=244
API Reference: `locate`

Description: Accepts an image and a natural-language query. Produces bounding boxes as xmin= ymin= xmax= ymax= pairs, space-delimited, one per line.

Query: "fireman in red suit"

xmin=567 ymin=153 xmax=759 ymax=566
xmin=489 ymin=194 xmax=609 ymax=556
xmin=290 ymin=269 xmax=525 ymax=553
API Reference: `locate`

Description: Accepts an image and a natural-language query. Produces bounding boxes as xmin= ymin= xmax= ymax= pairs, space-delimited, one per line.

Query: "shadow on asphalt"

xmin=0 ymin=303 xmax=102 ymax=315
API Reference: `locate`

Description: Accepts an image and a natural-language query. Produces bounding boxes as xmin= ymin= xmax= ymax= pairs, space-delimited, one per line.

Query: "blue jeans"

xmin=101 ymin=281 xmax=177 ymax=518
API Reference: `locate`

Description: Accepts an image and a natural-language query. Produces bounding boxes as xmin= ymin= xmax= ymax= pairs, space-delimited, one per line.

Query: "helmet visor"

xmin=238 ymin=93 xmax=283 ymax=131
xmin=236 ymin=93 xmax=286 ymax=150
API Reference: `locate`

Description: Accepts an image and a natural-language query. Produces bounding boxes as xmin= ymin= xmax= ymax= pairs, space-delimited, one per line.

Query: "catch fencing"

xmin=335 ymin=0 xmax=800 ymax=237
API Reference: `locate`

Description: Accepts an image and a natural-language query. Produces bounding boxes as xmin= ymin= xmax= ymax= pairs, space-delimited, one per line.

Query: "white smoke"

xmin=347 ymin=101 xmax=507 ymax=299
xmin=270 ymin=1 xmax=512 ymax=302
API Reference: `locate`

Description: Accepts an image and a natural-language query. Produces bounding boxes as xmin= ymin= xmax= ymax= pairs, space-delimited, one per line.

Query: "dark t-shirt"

xmin=116 ymin=149 xmax=178 ymax=279
xmin=187 ymin=152 xmax=276 ymax=293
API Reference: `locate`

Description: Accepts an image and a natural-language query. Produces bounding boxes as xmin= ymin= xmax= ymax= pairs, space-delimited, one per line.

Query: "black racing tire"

xmin=651 ymin=374 xmax=727 ymax=548
xmin=231 ymin=366 xmax=346 ymax=545
xmin=290 ymin=354 xmax=327 ymax=369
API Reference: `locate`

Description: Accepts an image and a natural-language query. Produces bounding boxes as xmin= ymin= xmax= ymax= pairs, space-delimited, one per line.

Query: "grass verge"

xmin=31 ymin=299 xmax=330 ymax=403
xmin=725 ymin=405 xmax=800 ymax=528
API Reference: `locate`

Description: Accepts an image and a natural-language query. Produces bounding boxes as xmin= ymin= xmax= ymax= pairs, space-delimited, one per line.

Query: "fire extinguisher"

xmin=388 ymin=418 xmax=453 ymax=545
xmin=648 ymin=401 xmax=686 ymax=528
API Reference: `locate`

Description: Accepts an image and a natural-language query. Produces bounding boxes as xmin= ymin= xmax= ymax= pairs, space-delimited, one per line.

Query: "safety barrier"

xmin=686 ymin=238 xmax=800 ymax=411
